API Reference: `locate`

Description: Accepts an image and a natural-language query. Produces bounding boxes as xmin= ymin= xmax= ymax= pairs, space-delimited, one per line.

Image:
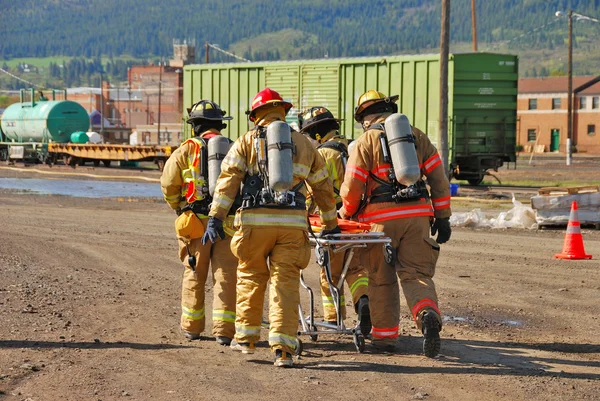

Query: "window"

xmin=528 ymin=99 xmax=537 ymax=110
xmin=593 ymin=97 xmax=599 ymax=110
xmin=588 ymin=125 xmax=596 ymax=136
xmin=552 ymin=98 xmax=561 ymax=110
xmin=527 ymin=129 xmax=537 ymax=142
xmin=579 ymin=97 xmax=587 ymax=109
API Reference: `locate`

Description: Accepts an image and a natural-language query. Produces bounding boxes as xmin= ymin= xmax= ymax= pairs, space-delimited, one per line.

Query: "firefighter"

xmin=203 ymin=88 xmax=339 ymax=368
xmin=299 ymin=107 xmax=370 ymax=334
xmin=160 ymin=100 xmax=239 ymax=346
xmin=339 ymin=90 xmax=452 ymax=357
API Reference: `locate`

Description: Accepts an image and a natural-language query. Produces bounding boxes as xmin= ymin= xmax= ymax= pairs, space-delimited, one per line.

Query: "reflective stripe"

xmin=223 ymin=152 xmax=247 ymax=171
xmin=164 ymin=194 xmax=180 ymax=202
xmin=432 ymin=196 xmax=451 ymax=210
xmin=180 ymin=138 xmax=208 ymax=204
xmin=322 ymin=295 xmax=345 ymax=306
xmin=567 ymin=219 xmax=581 ymax=234
xmin=236 ymin=212 xmax=308 ymax=229
xmin=235 ymin=324 xmax=261 ymax=336
xmin=371 ymin=163 xmax=391 ymax=179
xmin=423 ymin=154 xmax=442 ymax=174
xmin=349 ymin=277 xmax=369 ymax=296
xmin=212 ymin=193 xmax=234 ymax=210
xmin=213 ymin=309 xmax=236 ymax=323
xmin=346 ymin=165 xmax=368 ymax=183
xmin=411 ymin=298 xmax=440 ymax=320
xmin=307 ymin=166 xmax=329 ymax=184
xmin=182 ymin=305 xmax=205 ymax=321
xmin=320 ymin=207 xmax=337 ymax=222
xmin=371 ymin=325 xmax=399 ymax=339
xmin=268 ymin=332 xmax=298 ymax=350
xmin=293 ymin=163 xmax=310 ymax=178
xmin=359 ymin=205 xmax=433 ymax=223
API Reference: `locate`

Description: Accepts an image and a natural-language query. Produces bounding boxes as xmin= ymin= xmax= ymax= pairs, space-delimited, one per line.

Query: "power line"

xmin=207 ymin=43 xmax=251 ymax=62
xmin=0 ymin=66 xmax=43 ymax=88
xmin=486 ymin=18 xmax=562 ymax=50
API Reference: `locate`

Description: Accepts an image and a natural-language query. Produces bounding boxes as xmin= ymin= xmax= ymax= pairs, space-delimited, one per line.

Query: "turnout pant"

xmin=319 ymin=250 xmax=368 ymax=322
xmin=178 ymin=231 xmax=238 ymax=339
xmin=230 ymin=226 xmax=311 ymax=355
xmin=366 ymin=216 xmax=442 ymax=345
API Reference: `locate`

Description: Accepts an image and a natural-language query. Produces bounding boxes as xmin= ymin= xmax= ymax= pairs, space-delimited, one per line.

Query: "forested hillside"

xmin=1 ymin=0 xmax=599 ymax=88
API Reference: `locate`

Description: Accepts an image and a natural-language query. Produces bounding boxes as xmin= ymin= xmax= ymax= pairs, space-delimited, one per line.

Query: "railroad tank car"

xmin=0 ymin=90 xmax=89 ymax=143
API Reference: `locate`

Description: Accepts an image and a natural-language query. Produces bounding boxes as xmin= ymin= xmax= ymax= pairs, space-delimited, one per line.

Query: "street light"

xmin=555 ymin=10 xmax=600 ymax=166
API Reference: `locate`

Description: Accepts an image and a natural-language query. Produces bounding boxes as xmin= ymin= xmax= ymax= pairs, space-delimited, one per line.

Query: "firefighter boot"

xmin=230 ymin=340 xmax=255 ymax=354
xmin=356 ymin=295 xmax=371 ymax=337
xmin=215 ymin=336 xmax=232 ymax=346
xmin=274 ymin=349 xmax=294 ymax=368
xmin=422 ymin=311 xmax=441 ymax=358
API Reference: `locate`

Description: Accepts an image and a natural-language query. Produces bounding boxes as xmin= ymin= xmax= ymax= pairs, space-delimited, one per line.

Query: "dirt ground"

xmin=1 ymin=163 xmax=600 ymax=401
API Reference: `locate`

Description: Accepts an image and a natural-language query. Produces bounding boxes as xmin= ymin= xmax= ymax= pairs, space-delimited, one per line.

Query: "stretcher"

xmin=296 ymin=217 xmax=393 ymax=354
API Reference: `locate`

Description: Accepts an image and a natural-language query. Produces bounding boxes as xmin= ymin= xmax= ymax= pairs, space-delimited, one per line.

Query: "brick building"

xmin=518 ymin=76 xmax=600 ymax=154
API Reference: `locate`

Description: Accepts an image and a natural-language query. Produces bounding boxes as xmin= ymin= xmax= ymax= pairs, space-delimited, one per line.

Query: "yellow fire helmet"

xmin=175 ymin=210 xmax=205 ymax=242
xmin=354 ymin=89 xmax=399 ymax=122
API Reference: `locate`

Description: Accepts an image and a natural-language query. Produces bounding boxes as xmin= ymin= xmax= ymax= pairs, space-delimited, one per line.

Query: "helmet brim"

xmin=354 ymin=94 xmax=399 ymax=122
xmin=186 ymin=115 xmax=233 ymax=124
xmin=299 ymin=117 xmax=343 ymax=133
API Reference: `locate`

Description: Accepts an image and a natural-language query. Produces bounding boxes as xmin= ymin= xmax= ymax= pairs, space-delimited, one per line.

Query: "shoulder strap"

xmin=317 ymin=141 xmax=348 ymax=154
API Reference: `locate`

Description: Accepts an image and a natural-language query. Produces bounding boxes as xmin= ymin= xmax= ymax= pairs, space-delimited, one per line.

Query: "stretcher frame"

xmin=297 ymin=232 xmax=393 ymax=353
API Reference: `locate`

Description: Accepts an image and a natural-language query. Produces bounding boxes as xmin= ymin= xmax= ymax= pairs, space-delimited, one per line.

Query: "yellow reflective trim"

xmin=182 ymin=305 xmax=205 ymax=321
xmin=320 ymin=208 xmax=337 ymax=221
xmin=350 ymin=278 xmax=369 ymax=296
xmin=235 ymin=324 xmax=261 ymax=335
xmin=268 ymin=332 xmax=298 ymax=350
xmin=307 ymin=166 xmax=329 ymax=184
xmin=236 ymin=212 xmax=308 ymax=229
xmin=293 ymin=163 xmax=310 ymax=178
xmin=223 ymin=152 xmax=247 ymax=171
xmin=213 ymin=193 xmax=234 ymax=209
xmin=213 ymin=309 xmax=236 ymax=323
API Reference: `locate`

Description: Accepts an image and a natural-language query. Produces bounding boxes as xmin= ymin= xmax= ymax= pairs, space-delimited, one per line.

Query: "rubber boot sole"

xmin=422 ymin=313 xmax=441 ymax=358
xmin=358 ymin=299 xmax=372 ymax=337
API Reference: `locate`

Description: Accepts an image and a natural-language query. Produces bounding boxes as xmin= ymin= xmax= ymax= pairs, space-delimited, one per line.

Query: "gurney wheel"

xmin=295 ymin=338 xmax=304 ymax=356
xmin=353 ymin=333 xmax=366 ymax=353
xmin=309 ymin=325 xmax=318 ymax=342
xmin=383 ymin=244 xmax=394 ymax=265
xmin=315 ymin=245 xmax=327 ymax=266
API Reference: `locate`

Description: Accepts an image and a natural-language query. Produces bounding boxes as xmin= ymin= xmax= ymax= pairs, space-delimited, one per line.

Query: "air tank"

xmin=0 ymin=99 xmax=89 ymax=143
xmin=266 ymin=121 xmax=294 ymax=192
xmin=384 ymin=113 xmax=420 ymax=186
xmin=207 ymin=136 xmax=231 ymax=197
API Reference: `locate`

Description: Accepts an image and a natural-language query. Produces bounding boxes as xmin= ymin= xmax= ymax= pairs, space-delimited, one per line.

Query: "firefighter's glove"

xmin=431 ymin=217 xmax=451 ymax=244
xmin=201 ymin=217 xmax=225 ymax=245
xmin=320 ymin=225 xmax=342 ymax=238
xmin=175 ymin=207 xmax=183 ymax=216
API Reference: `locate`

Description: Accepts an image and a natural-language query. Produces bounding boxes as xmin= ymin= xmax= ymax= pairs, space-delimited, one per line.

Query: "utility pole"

xmin=471 ymin=0 xmax=478 ymax=51
xmin=127 ymin=67 xmax=132 ymax=129
xmin=439 ymin=0 xmax=450 ymax=174
xmin=567 ymin=10 xmax=573 ymax=166
xmin=206 ymin=42 xmax=210 ymax=64
xmin=100 ymin=73 xmax=104 ymax=137
xmin=157 ymin=60 xmax=163 ymax=143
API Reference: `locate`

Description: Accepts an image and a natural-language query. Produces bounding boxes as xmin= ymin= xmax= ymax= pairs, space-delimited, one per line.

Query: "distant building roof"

xmin=519 ymin=76 xmax=600 ymax=95
xmin=109 ymin=88 xmax=143 ymax=101
xmin=67 ymin=87 xmax=101 ymax=95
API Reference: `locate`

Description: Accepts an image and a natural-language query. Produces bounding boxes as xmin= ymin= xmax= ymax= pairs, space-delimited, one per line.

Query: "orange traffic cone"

xmin=554 ymin=201 xmax=592 ymax=260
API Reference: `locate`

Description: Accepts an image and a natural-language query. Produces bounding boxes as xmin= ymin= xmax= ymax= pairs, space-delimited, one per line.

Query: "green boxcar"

xmin=183 ymin=52 xmax=518 ymax=183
